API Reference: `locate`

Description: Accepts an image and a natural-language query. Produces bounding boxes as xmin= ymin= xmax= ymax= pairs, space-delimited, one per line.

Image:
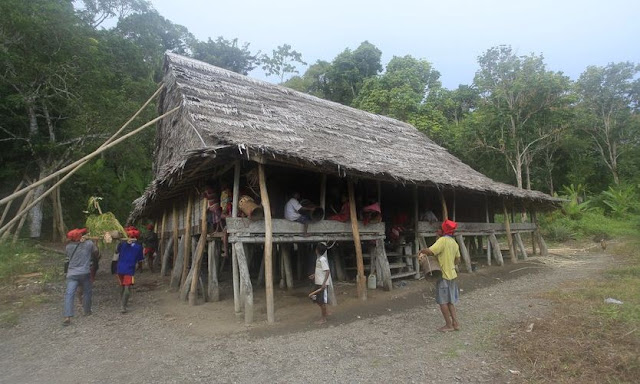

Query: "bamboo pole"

xmin=348 ymin=179 xmax=366 ymax=300
xmin=0 ymin=84 xmax=166 ymax=207
xmin=0 ymin=181 xmax=23 ymax=227
xmin=485 ymin=195 xmax=491 ymax=266
xmin=258 ymin=163 xmax=275 ymax=323
xmin=1 ymin=188 xmax=34 ymax=242
xmin=0 ymin=107 xmax=180 ymax=237
xmin=452 ymin=190 xmax=456 ymax=221
xmin=181 ymin=194 xmax=193 ymax=286
xmin=503 ymin=202 xmax=517 ymax=263
xmin=413 ymin=185 xmax=420 ymax=278
xmin=189 ymin=198 xmax=208 ymax=305
xmin=207 ymin=240 xmax=220 ymax=302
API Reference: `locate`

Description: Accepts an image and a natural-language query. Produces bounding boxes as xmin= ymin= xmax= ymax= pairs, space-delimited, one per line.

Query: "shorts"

xmin=294 ymin=215 xmax=311 ymax=224
xmin=313 ymin=285 xmax=327 ymax=305
xmin=435 ymin=278 xmax=459 ymax=305
xmin=117 ymin=274 xmax=135 ymax=286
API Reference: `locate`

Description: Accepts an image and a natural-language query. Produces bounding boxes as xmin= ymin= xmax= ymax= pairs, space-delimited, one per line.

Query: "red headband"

xmin=441 ymin=220 xmax=457 ymax=235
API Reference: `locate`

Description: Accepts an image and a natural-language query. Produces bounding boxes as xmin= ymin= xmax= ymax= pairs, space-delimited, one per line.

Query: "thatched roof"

xmin=129 ymin=53 xmax=558 ymax=221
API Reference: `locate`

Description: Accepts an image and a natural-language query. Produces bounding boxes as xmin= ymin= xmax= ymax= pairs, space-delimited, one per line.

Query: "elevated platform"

xmin=226 ymin=218 xmax=385 ymax=243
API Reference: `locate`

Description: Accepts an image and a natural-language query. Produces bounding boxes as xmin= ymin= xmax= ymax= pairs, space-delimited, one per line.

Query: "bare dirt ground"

xmin=0 ymin=244 xmax=611 ymax=384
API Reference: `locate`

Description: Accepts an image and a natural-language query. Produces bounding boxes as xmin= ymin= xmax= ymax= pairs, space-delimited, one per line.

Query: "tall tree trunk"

xmin=28 ymin=183 xmax=45 ymax=239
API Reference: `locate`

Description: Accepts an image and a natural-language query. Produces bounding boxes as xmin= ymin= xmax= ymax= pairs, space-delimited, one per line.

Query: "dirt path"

xmin=0 ymin=246 xmax=611 ymax=384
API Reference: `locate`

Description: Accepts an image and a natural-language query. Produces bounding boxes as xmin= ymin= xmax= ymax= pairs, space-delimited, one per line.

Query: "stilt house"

xmin=129 ymin=53 xmax=557 ymax=323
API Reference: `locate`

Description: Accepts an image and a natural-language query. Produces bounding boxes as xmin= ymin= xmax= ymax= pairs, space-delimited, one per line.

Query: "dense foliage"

xmin=1 ymin=0 xmax=639 ymax=240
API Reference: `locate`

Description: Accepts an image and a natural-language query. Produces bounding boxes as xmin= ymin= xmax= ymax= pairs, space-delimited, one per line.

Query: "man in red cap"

xmin=63 ymin=228 xmax=98 ymax=326
xmin=419 ymin=219 xmax=461 ymax=332
xmin=115 ymin=226 xmax=144 ymax=313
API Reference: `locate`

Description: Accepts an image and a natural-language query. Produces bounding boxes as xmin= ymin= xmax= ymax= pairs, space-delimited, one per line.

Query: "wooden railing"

xmin=417 ymin=221 xmax=537 ymax=236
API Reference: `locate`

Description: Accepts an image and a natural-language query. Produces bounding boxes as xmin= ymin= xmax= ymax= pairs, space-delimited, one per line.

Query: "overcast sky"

xmin=150 ymin=0 xmax=640 ymax=89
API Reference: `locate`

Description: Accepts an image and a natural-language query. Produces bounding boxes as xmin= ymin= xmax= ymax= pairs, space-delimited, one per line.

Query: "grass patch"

xmin=501 ymin=239 xmax=640 ymax=383
xmin=0 ymin=240 xmax=64 ymax=285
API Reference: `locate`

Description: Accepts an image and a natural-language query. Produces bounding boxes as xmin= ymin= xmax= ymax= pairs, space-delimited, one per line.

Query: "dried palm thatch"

xmin=129 ymin=53 xmax=559 ymax=221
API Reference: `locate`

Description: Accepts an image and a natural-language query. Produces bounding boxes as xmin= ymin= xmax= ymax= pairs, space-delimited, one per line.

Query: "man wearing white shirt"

xmin=284 ymin=192 xmax=313 ymax=235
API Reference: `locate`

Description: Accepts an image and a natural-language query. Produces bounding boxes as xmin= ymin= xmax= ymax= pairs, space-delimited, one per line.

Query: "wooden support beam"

xmin=181 ymin=194 xmax=194 ymax=286
xmin=452 ymin=190 xmax=456 ymax=221
xmin=231 ymin=160 xmax=241 ymax=314
xmin=169 ymin=236 xmax=185 ymax=290
xmin=334 ymin=246 xmax=346 ymax=281
xmin=439 ymin=190 xmax=448 ymax=221
xmin=282 ymin=243 xmax=293 ymax=290
xmin=375 ymin=239 xmax=392 ymax=291
xmin=160 ymin=237 xmax=173 ymax=276
xmin=207 ymin=240 xmax=220 ymax=301
xmin=159 ymin=210 xmax=167 ymax=265
xmin=188 ymin=198 xmax=209 ymax=305
xmin=485 ymin=195 xmax=491 ymax=266
xmin=172 ymin=202 xmax=179 ymax=267
xmin=488 ymin=233 xmax=504 ymax=266
xmin=413 ymin=186 xmax=420 ymax=278
xmin=234 ymin=242 xmax=253 ymax=324
xmin=531 ymin=211 xmax=547 ymax=256
xmin=232 ymin=160 xmax=241 ymax=217
xmin=348 ymin=179 xmax=367 ymax=300
xmin=258 ymin=163 xmax=275 ymax=323
xmin=1 ymin=187 xmax=34 ymax=242
xmin=455 ymin=235 xmax=473 ymax=273
xmin=502 ymin=202 xmax=517 ymax=264
xmin=514 ymin=233 xmax=528 ymax=260
xmin=320 ymin=173 xmax=327 ymax=211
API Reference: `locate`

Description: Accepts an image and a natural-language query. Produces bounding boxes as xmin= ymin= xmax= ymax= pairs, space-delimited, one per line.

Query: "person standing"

xmin=142 ymin=224 xmax=159 ymax=272
xmin=419 ymin=219 xmax=461 ymax=332
xmin=308 ymin=242 xmax=333 ymax=324
xmin=63 ymin=228 xmax=98 ymax=326
xmin=116 ymin=226 xmax=144 ymax=313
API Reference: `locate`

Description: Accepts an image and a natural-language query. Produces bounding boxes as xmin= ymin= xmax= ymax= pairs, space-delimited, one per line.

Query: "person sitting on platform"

xmin=284 ymin=192 xmax=314 ymax=235
xmin=418 ymin=219 xmax=461 ymax=332
xmin=204 ymin=184 xmax=223 ymax=233
xmin=419 ymin=207 xmax=439 ymax=223
xmin=328 ymin=194 xmax=350 ymax=222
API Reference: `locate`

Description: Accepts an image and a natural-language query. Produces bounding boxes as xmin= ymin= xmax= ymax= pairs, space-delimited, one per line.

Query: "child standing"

xmin=308 ymin=242 xmax=332 ymax=324
xmin=116 ymin=226 xmax=144 ymax=313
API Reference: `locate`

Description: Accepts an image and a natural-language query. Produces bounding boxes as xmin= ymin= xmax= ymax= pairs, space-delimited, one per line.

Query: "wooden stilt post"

xmin=485 ymin=196 xmax=491 ymax=266
xmin=514 ymin=233 xmax=528 ymax=260
xmin=488 ymin=233 xmax=504 ymax=266
xmin=503 ymin=201 xmax=517 ymax=263
xmin=413 ymin=186 xmax=420 ymax=278
xmin=530 ymin=210 xmax=537 ymax=255
xmin=169 ymin=236 xmax=185 ymax=290
xmin=320 ymin=174 xmax=327 ymax=212
xmin=207 ymin=240 xmax=220 ymax=301
xmin=348 ymin=179 xmax=366 ymax=300
xmin=258 ymin=162 xmax=275 ymax=323
xmin=334 ymin=246 xmax=346 ymax=281
xmin=455 ymin=235 xmax=473 ymax=273
xmin=188 ymin=198 xmax=208 ymax=305
xmin=282 ymin=244 xmax=293 ymax=290
xmin=161 ymin=237 xmax=174 ymax=276
xmin=181 ymin=194 xmax=194 ymax=286
xmin=231 ymin=161 xmax=241 ymax=314
xmin=532 ymin=211 xmax=548 ymax=256
xmin=375 ymin=239 xmax=392 ymax=291
xmin=172 ymin=202 xmax=179 ymax=267
xmin=234 ymin=242 xmax=253 ymax=324
xmin=159 ymin=210 xmax=167 ymax=265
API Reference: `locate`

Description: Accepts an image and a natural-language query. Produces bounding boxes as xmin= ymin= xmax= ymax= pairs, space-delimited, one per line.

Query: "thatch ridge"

xmin=129 ymin=53 xmax=558 ymax=221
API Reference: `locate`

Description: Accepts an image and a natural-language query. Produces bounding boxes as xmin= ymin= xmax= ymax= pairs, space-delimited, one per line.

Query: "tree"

xmin=283 ymin=60 xmax=332 ymax=98
xmin=471 ymin=45 xmax=571 ymax=189
xmin=261 ymin=44 xmax=307 ymax=83
xmin=76 ymin=0 xmax=150 ymax=28
xmin=575 ymin=62 xmax=640 ymax=185
xmin=191 ymin=37 xmax=260 ymax=75
xmin=353 ymin=55 xmax=441 ymax=121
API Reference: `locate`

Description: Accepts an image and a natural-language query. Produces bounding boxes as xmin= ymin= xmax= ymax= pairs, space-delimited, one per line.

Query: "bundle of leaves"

xmin=85 ymin=212 xmax=125 ymax=240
